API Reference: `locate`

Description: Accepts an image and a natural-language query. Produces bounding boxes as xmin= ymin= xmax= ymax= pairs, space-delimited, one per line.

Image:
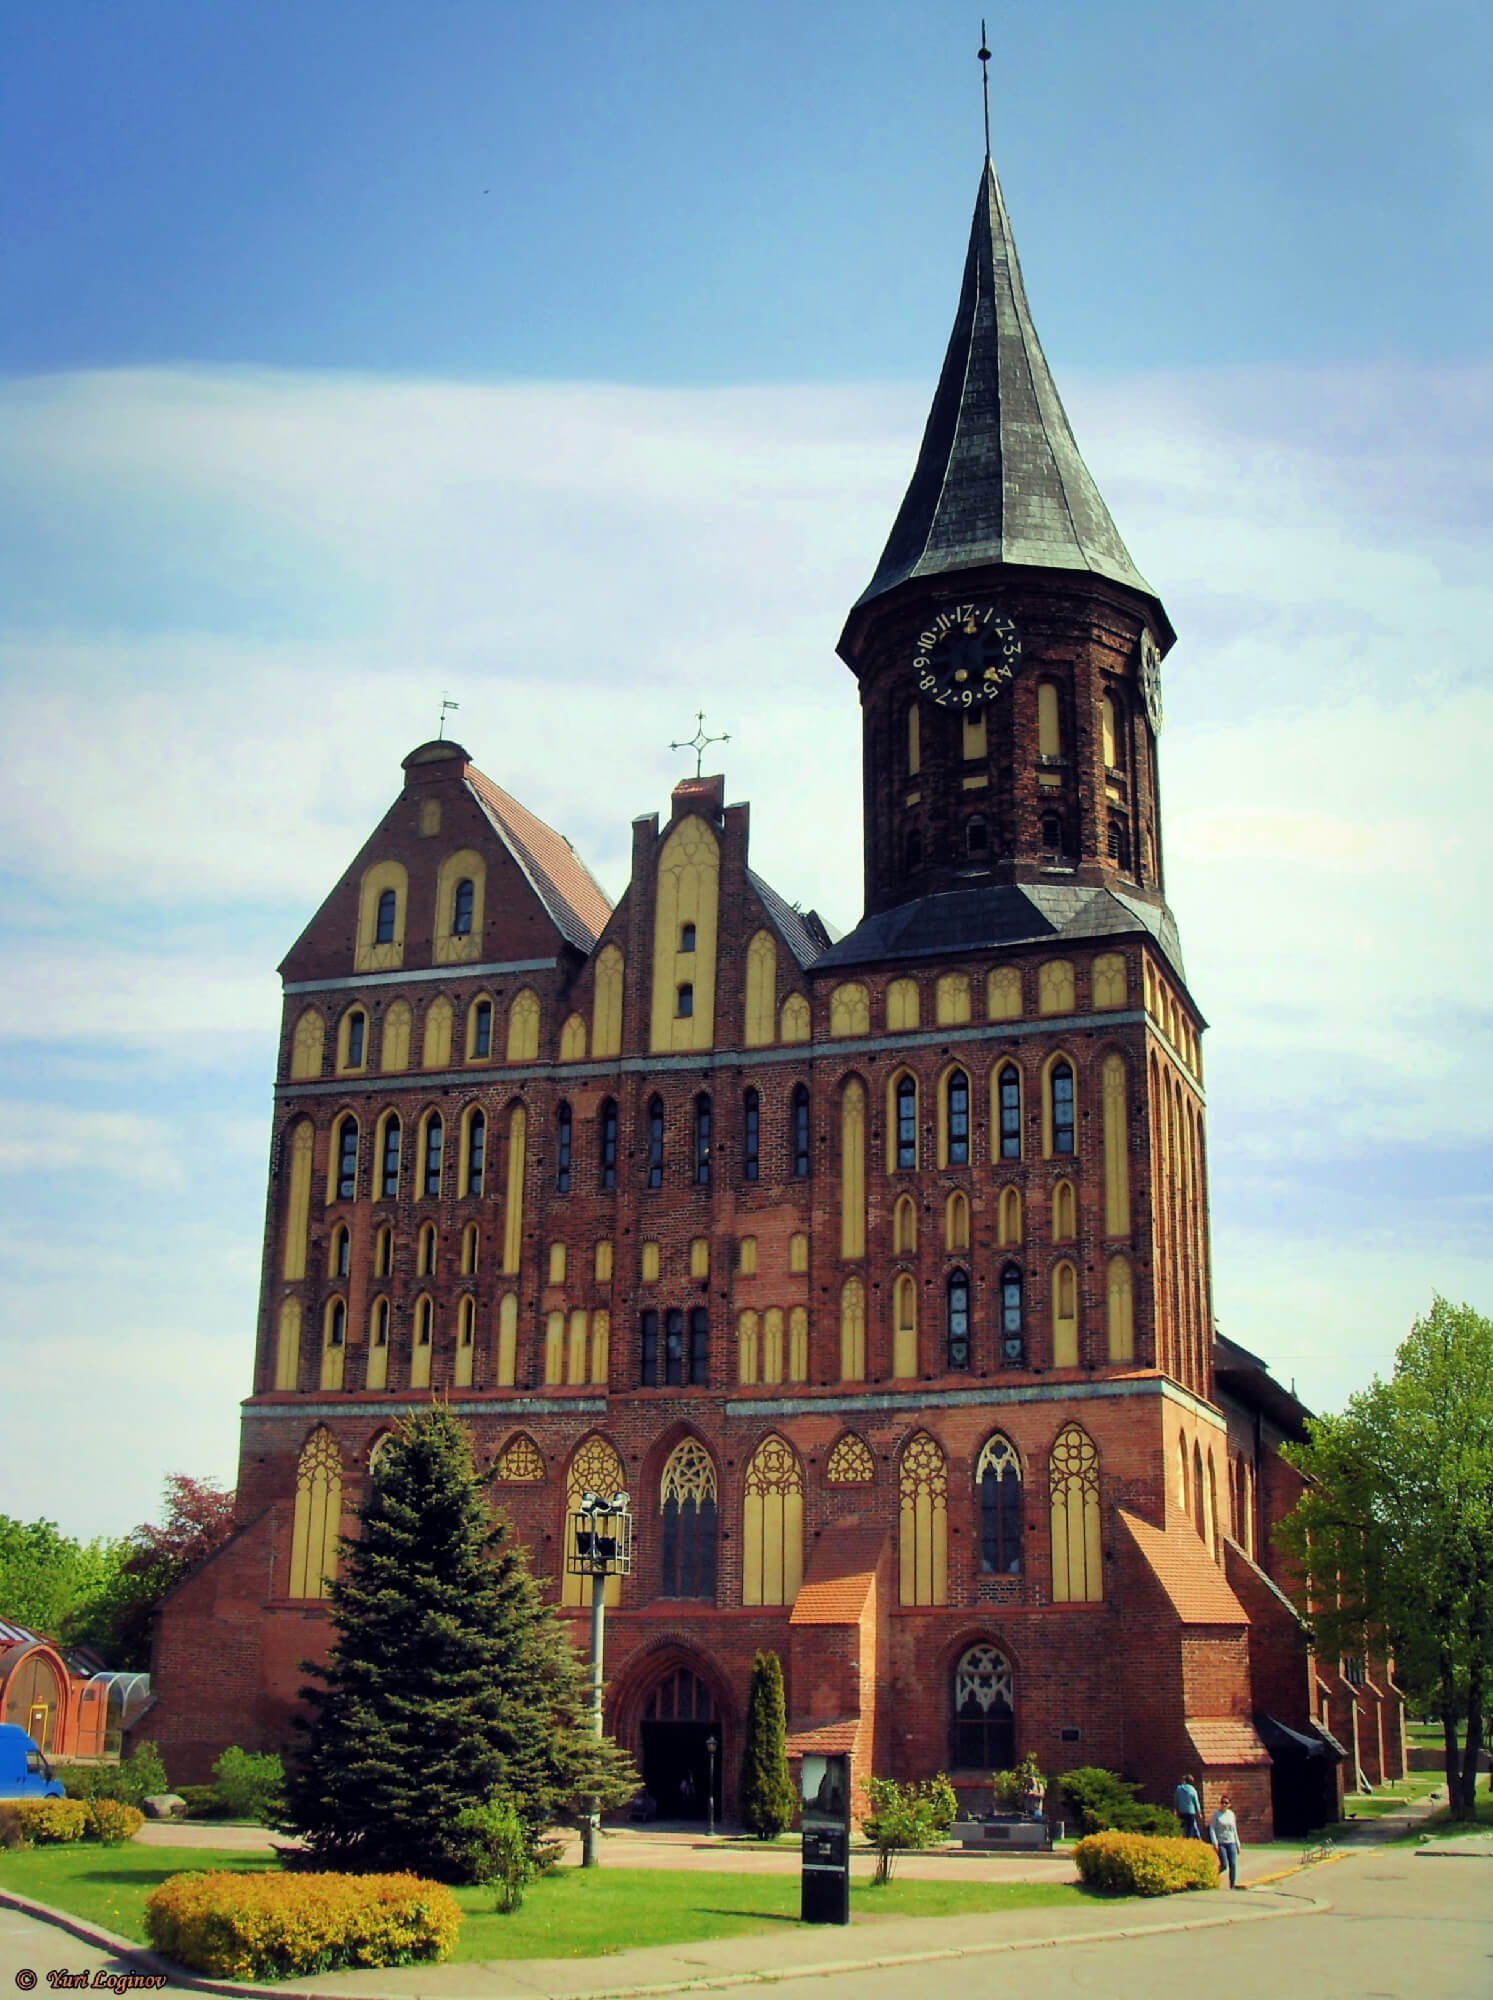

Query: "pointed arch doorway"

xmin=637 ymin=1664 xmax=721 ymax=1823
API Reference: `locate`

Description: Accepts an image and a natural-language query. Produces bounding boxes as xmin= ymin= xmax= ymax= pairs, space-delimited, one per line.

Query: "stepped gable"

xmin=465 ymin=765 xmax=613 ymax=952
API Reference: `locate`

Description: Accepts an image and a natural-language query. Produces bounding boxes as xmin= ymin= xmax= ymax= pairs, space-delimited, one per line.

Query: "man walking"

xmin=1174 ymin=1772 xmax=1204 ymax=1839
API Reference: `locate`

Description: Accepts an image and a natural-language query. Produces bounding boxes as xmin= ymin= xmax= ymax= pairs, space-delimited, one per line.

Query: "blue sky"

xmin=2 ymin=0 xmax=1489 ymax=1538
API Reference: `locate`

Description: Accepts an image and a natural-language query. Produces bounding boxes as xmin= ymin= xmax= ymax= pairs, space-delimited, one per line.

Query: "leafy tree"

xmin=283 ymin=1406 xmax=635 ymax=1879
xmin=1278 ymin=1298 xmax=1493 ymax=1820
xmin=861 ymin=1775 xmax=942 ymax=1883
xmin=0 ymin=1516 xmax=124 ymax=1642
xmin=737 ymin=1650 xmax=795 ymax=1838
xmin=92 ymin=1474 xmax=238 ymax=1667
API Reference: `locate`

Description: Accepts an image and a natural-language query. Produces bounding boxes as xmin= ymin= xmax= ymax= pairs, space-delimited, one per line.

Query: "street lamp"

xmin=566 ymin=1490 xmax=633 ymax=1868
xmin=706 ymin=1733 xmax=718 ymax=1838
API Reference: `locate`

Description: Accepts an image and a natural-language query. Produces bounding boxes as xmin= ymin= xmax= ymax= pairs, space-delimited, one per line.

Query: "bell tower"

xmin=838 ymin=158 xmax=1176 ymax=921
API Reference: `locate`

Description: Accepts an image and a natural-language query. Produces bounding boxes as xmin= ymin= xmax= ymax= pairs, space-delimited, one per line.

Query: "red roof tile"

xmin=1119 ymin=1510 xmax=1249 ymax=1625
xmin=464 ymin=767 xmax=614 ymax=952
xmin=1187 ymin=1719 xmax=1270 ymax=1768
xmin=786 ymin=1719 xmax=862 ymax=1757
xmin=789 ymin=1517 xmax=888 ymax=1627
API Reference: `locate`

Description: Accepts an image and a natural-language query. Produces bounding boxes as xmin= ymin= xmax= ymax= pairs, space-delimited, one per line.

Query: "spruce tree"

xmin=737 ymin=1649 xmax=796 ymax=1838
xmin=284 ymin=1407 xmax=634 ymax=1877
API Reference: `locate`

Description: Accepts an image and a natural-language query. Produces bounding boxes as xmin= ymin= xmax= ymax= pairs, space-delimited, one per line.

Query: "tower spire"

xmin=979 ymin=21 xmax=991 ymax=160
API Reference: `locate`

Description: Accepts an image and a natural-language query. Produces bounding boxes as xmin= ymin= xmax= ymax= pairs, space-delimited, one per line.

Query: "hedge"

xmin=143 ymin=1870 xmax=462 ymax=1980
xmin=7 ymin=1799 xmax=90 ymax=1844
xmin=1073 ymin=1831 xmax=1221 ymax=1896
xmin=86 ymin=1800 xmax=144 ymax=1844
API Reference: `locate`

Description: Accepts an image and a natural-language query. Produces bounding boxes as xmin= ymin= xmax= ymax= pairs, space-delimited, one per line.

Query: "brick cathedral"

xmin=152 ymin=152 xmax=1404 ymax=1835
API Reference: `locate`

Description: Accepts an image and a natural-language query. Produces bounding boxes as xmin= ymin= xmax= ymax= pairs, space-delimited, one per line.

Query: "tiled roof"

xmin=747 ymin=870 xmax=833 ymax=970
xmin=465 ymin=769 xmax=614 ymax=953
xmin=789 ymin=1517 xmax=887 ymax=1626
xmin=1120 ymin=1511 xmax=1249 ymax=1625
xmin=815 ymin=882 xmax=1186 ymax=982
xmin=1187 ymin=1718 xmax=1271 ymax=1769
xmin=786 ymin=1718 xmax=861 ymax=1757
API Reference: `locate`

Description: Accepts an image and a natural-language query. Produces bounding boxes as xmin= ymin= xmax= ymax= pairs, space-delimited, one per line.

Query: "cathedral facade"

xmin=151 ymin=156 xmax=1392 ymax=1836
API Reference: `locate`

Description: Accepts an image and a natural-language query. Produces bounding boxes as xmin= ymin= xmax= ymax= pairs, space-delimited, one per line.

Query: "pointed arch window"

xmin=646 ymin=1095 xmax=665 ymax=1189
xmin=977 ymin=1434 xmax=1023 ymax=1575
xmin=470 ymin=998 xmax=493 ymax=1059
xmin=944 ymin=1189 xmax=969 ymax=1252
xmin=1000 ymin=1262 xmax=1024 ymax=1365
xmin=556 ymin=1101 xmax=572 ymax=1194
xmin=1051 ymin=1060 xmax=1075 ymax=1155
xmin=1050 ymin=1425 xmax=1102 ymax=1603
xmin=742 ymin=1434 xmax=804 ymax=1607
xmin=333 ymin=1117 xmax=359 ymax=1202
xmin=946 ymin=1068 xmax=970 ymax=1166
xmin=599 ymin=1099 xmax=618 ymax=1190
xmin=374 ymin=1223 xmax=393 ymax=1278
xmin=288 ymin=1428 xmax=342 ymax=1599
xmin=461 ymin=1221 xmax=480 ymax=1274
xmin=660 ymin=1440 xmax=717 ymax=1600
xmin=367 ymin=1296 xmax=389 ymax=1390
xmin=321 ymin=1297 xmax=346 ymax=1391
xmin=375 ymin=888 xmax=397 ymax=946
xmin=343 ymin=1010 xmax=367 ymax=1070
xmin=452 ymin=878 xmax=475 ymax=936
xmin=464 ymin=1108 xmax=486 ymax=1197
xmin=893 ymin=1272 xmax=918 ymax=1379
xmin=330 ymin=1223 xmax=350 ymax=1278
xmin=898 ymin=1432 xmax=948 ymax=1606
xmin=743 ymin=1087 xmax=760 ymax=1182
xmin=791 ymin=1083 xmax=811 ymax=1178
xmin=895 ymin=1074 xmax=917 ymax=1170
xmin=946 ymin=1269 xmax=971 ymax=1371
xmin=418 ymin=1222 xmax=438 ymax=1277
xmin=893 ymin=1193 xmax=918 ymax=1255
xmin=379 ymin=1115 xmax=401 ymax=1198
xmin=422 ymin=1113 xmax=443 ymax=1198
xmin=826 ymin=1432 xmax=874 ymax=1484
xmin=563 ymin=1437 xmax=624 ymax=1608
xmin=952 ymin=1644 xmax=1014 ymax=1771
xmin=997 ymin=1064 xmax=1021 ymax=1159
xmin=693 ymin=1092 xmax=712 ymax=1186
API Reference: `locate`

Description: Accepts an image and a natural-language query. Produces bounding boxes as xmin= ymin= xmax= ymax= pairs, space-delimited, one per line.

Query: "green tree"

xmin=283 ymin=1407 xmax=635 ymax=1878
xmin=737 ymin=1650 xmax=795 ymax=1838
xmin=861 ymin=1775 xmax=941 ymax=1883
xmin=0 ymin=1516 xmax=124 ymax=1642
xmin=1278 ymin=1298 xmax=1493 ymax=1820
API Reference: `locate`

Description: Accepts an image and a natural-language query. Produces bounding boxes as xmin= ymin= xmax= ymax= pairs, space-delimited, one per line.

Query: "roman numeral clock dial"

xmin=913 ymin=604 xmax=1021 ymax=707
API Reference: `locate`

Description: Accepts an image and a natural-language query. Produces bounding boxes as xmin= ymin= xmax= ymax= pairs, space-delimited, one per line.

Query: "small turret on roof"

xmin=842 ymin=156 xmax=1172 ymax=651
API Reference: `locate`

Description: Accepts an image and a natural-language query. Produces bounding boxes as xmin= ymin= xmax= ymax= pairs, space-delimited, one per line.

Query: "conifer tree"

xmin=737 ymin=1649 xmax=796 ymax=1838
xmin=284 ymin=1407 xmax=634 ymax=1877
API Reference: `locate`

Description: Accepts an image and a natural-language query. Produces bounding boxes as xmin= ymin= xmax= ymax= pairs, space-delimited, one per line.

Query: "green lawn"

xmin=0 ymin=1848 xmax=1100 ymax=1967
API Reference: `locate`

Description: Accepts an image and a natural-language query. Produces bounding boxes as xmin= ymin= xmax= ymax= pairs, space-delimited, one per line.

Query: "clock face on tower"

xmin=913 ymin=604 xmax=1021 ymax=709
xmin=1139 ymin=631 xmax=1164 ymax=733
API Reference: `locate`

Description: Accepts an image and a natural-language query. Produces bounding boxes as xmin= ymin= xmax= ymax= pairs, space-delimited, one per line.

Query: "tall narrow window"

xmin=998 ymin=1064 xmax=1021 ymax=1159
xmin=689 ymin=1306 xmax=709 ymax=1383
xmin=471 ymin=999 xmax=493 ymax=1059
xmin=374 ymin=1224 xmax=393 ymax=1277
xmin=367 ymin=1297 xmax=389 ymax=1390
xmin=599 ymin=1099 xmax=617 ymax=1190
xmin=288 ymin=1429 xmax=342 ymax=1599
xmin=660 ymin=1441 xmax=717 ymax=1599
xmin=646 ymin=1096 xmax=664 ymax=1189
xmin=680 ymin=921 xmax=697 ymax=952
xmin=791 ymin=1084 xmax=811 ymax=1178
xmin=893 ymin=1193 xmax=918 ymax=1255
xmin=465 ymin=1108 xmax=485 ymax=1197
xmin=334 ymin=1119 xmax=358 ymax=1202
xmin=345 ymin=1011 xmax=366 ymax=1069
xmin=410 ymin=1296 xmax=433 ymax=1389
xmin=966 ymin=815 xmax=989 ymax=857
xmin=375 ymin=888 xmax=397 ymax=945
xmin=423 ymin=1114 xmax=443 ymax=1197
xmin=1000 ymin=1262 xmax=1024 ymax=1365
xmin=556 ymin=1102 xmax=572 ymax=1194
xmin=895 ymin=1074 xmax=917 ymax=1170
xmin=951 ymin=1644 xmax=1014 ymax=1770
xmin=380 ymin=1116 xmax=401 ymax=1198
xmin=1051 ymin=1060 xmax=1075 ymax=1155
xmin=946 ymin=1068 xmax=970 ymax=1166
xmin=461 ymin=1221 xmax=480 ymax=1274
xmin=452 ymin=878 xmax=475 ymax=936
xmin=977 ymin=1435 xmax=1023 ymax=1575
xmin=898 ymin=1432 xmax=948 ymax=1606
xmin=1049 ymin=1425 xmax=1103 ymax=1603
xmin=742 ymin=1087 xmax=760 ymax=1182
xmin=676 ymin=982 xmax=694 ymax=1018
xmin=694 ymin=1093 xmax=712 ymax=1186
xmin=331 ymin=1224 xmax=350 ymax=1278
xmin=946 ymin=1269 xmax=971 ymax=1371
xmin=418 ymin=1222 xmax=437 ymax=1276
xmin=893 ymin=1273 xmax=918 ymax=1378
xmin=641 ymin=1307 xmax=707 ymax=1387
xmin=742 ymin=1434 xmax=804 ymax=1607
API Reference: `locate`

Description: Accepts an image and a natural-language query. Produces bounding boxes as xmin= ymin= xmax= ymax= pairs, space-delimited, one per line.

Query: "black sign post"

xmin=800 ymin=1751 xmax=851 ymax=1925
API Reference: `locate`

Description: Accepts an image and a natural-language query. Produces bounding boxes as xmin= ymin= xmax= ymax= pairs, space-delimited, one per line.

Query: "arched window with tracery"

xmin=894 ymin=1073 xmax=918 ymax=1170
xmin=898 ymin=1431 xmax=948 ymax=1606
xmin=951 ymin=1643 xmax=1014 ymax=1771
xmin=977 ymin=1434 xmax=1022 ymax=1576
xmin=945 ymin=1068 xmax=970 ymax=1165
xmin=826 ymin=1433 xmax=874 ymax=1485
xmin=288 ymin=1428 xmax=342 ymax=1599
xmin=946 ymin=1269 xmax=971 ymax=1371
xmin=660 ymin=1440 xmax=718 ymax=1600
xmin=1000 ymin=1262 xmax=1024 ymax=1365
xmin=563 ymin=1436 xmax=625 ymax=1608
xmin=1050 ymin=1425 xmax=1102 ymax=1603
xmin=742 ymin=1434 xmax=804 ymax=1607
xmin=996 ymin=1063 xmax=1021 ymax=1159
xmin=494 ymin=1433 xmax=545 ymax=1483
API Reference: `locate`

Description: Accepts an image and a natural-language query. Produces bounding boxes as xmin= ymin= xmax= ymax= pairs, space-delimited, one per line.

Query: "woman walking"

xmin=1209 ymin=1794 xmax=1242 ymax=1888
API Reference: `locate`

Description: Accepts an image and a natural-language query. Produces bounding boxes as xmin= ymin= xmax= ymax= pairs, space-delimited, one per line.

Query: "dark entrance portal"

xmin=639 ymin=1668 xmax=720 ymax=1822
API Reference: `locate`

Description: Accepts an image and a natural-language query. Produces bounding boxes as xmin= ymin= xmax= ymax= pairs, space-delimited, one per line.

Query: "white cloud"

xmin=0 ymin=1102 xmax=184 ymax=1184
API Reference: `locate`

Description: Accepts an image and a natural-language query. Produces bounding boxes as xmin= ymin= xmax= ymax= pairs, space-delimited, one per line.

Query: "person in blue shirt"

xmin=1173 ymin=1772 xmax=1204 ymax=1838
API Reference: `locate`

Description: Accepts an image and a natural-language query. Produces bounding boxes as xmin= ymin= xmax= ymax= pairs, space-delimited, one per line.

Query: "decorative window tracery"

xmin=660 ymin=1440 xmax=718 ymax=1600
xmin=951 ymin=1643 xmax=1015 ymax=1770
xmin=742 ymin=1434 xmax=804 ymax=1607
xmin=1049 ymin=1425 xmax=1102 ymax=1603
xmin=977 ymin=1434 xmax=1022 ymax=1575
xmin=288 ymin=1428 xmax=342 ymax=1599
xmin=495 ymin=1433 xmax=545 ymax=1482
xmin=563 ymin=1436 xmax=625 ymax=1607
xmin=898 ymin=1431 xmax=948 ymax=1606
xmin=826 ymin=1433 xmax=875 ymax=1485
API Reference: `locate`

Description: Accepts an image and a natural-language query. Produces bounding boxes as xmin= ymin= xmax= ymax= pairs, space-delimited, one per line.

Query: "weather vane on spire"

xmin=437 ymin=693 xmax=460 ymax=740
xmin=669 ymin=710 xmax=731 ymax=778
xmin=978 ymin=20 xmax=992 ymax=158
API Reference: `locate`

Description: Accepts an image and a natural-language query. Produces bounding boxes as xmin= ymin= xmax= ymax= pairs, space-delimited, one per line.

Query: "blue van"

xmin=0 ymin=1723 xmax=65 ymax=1798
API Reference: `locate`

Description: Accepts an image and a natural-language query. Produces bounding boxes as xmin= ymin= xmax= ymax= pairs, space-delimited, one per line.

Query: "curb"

xmin=1248 ymin=1849 xmax=1356 ymax=1889
xmin=1 ymin=1876 xmax=1333 ymax=2000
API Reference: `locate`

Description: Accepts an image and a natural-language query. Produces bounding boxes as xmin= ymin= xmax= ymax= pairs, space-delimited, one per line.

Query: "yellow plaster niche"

xmin=892 ymin=1273 xmax=918 ymax=1379
xmin=827 ymin=1432 xmax=874 ymax=1484
xmin=945 ymin=1189 xmax=970 ymax=1252
xmin=288 ymin=1429 xmax=341 ymax=1600
xmin=594 ymin=1239 xmax=613 ymax=1283
xmin=282 ymin=1120 xmax=314 ymax=1280
xmin=1037 ymin=681 xmax=1062 ymax=759
xmin=893 ymin=1193 xmax=917 ymax=1254
xmin=737 ymin=1234 xmax=758 ymax=1276
xmin=381 ymin=1001 xmax=412 ymax=1072
xmin=1052 ymin=1261 xmax=1079 ymax=1366
xmin=418 ymin=799 xmax=441 ymax=837
xmin=433 ymin=850 xmax=486 ymax=965
xmin=502 ymin=1106 xmax=526 ymax=1273
xmin=559 ymin=1013 xmax=587 ymax=1061
xmin=641 ymin=1241 xmax=660 ymax=1282
xmin=1107 ymin=1254 xmax=1134 ymax=1362
xmin=274 ymin=1298 xmax=301 ymax=1390
xmin=886 ymin=978 xmax=919 ymax=1031
xmin=410 ymin=1298 xmax=433 ymax=1388
xmin=1050 ymin=1426 xmax=1102 ymax=1601
xmin=788 ymin=1231 xmax=809 ymax=1274
xmin=592 ymin=945 xmax=624 ymax=1058
xmin=547 ymin=1241 xmax=567 ymax=1286
xmin=997 ymin=1185 xmax=1022 ymax=1246
xmin=839 ymin=1278 xmax=866 ymax=1381
xmin=650 ymin=815 xmax=720 ymax=1053
xmin=742 ymin=1434 xmax=803 ymax=1607
xmin=564 ymin=1439 xmax=623 ymax=1607
xmin=788 ymin=1305 xmax=808 ymax=1382
xmin=738 ymin=1308 xmax=760 ymax=1384
xmin=987 ymin=966 xmax=1022 ymax=1022
xmin=507 ymin=989 xmax=540 ymax=1061
xmin=1102 ymin=1053 xmax=1131 ymax=1235
xmin=961 ymin=710 xmax=987 ymax=761
xmin=936 ymin=973 xmax=971 ymax=1026
xmin=1038 ymin=960 xmax=1075 ymax=1015
xmin=839 ymin=1080 xmax=866 ymax=1259
xmin=454 ymin=1297 xmax=476 ymax=1387
xmin=898 ymin=1432 xmax=947 ymax=1606
xmin=366 ymin=1298 xmax=389 ymax=1390
xmin=355 ymin=860 xmax=407 ymax=974
xmin=830 ymin=982 xmax=870 ymax=1036
xmin=690 ymin=1237 xmax=710 ymax=1279
xmin=496 ymin=1293 xmax=518 ymax=1386
xmin=422 ymin=996 xmax=453 ymax=1068
xmin=744 ymin=930 xmax=777 ymax=1047
xmin=907 ymin=705 xmax=921 ymax=777
xmin=567 ymin=1309 xmax=590 ymax=1385
xmin=763 ymin=1307 xmax=784 ymax=1383
xmin=290 ymin=1009 xmax=326 ymax=1081
xmin=590 ymin=1310 xmax=610 ymax=1385
xmin=780 ymin=992 xmax=810 ymax=1043
xmin=962 ymin=773 xmax=989 ymax=790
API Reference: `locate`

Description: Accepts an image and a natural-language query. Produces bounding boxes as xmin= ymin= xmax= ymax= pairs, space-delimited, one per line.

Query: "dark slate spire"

xmin=850 ymin=158 xmax=1167 ymax=630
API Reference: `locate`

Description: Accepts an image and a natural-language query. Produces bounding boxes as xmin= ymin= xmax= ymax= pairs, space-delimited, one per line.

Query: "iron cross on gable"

xmin=670 ymin=711 xmax=731 ymax=778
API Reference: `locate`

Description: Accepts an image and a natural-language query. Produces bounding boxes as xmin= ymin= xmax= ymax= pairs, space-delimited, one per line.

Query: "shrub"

xmin=177 ymin=1785 xmax=223 ymax=1819
xmin=143 ymin=1870 xmax=462 ymax=1980
xmin=1074 ymin=1830 xmax=1220 ymax=1896
xmin=86 ymin=1800 xmax=144 ymax=1845
xmin=1060 ymin=1765 xmax=1180 ymax=1837
xmin=9 ymin=1798 xmax=89 ymax=1844
xmin=61 ymin=1744 xmax=168 ymax=1809
xmin=993 ymin=1751 xmax=1046 ymax=1813
xmin=921 ymin=1773 xmax=959 ymax=1832
xmin=861 ymin=1775 xmax=942 ymax=1883
xmin=453 ymin=1799 xmax=536 ymax=1911
xmin=211 ymin=1746 xmax=285 ymax=1824
xmin=0 ymin=1804 xmax=31 ymax=1850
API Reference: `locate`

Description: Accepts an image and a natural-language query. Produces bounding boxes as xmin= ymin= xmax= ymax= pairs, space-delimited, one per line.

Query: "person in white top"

xmin=1209 ymin=1794 xmax=1242 ymax=1888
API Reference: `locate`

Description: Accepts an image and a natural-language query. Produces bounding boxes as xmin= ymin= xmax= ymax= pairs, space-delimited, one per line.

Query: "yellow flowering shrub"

xmin=8 ymin=1798 xmax=89 ymax=1844
xmin=143 ymin=1870 xmax=462 ymax=1979
xmin=1073 ymin=1830 xmax=1220 ymax=1896
xmin=86 ymin=1800 xmax=144 ymax=1844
